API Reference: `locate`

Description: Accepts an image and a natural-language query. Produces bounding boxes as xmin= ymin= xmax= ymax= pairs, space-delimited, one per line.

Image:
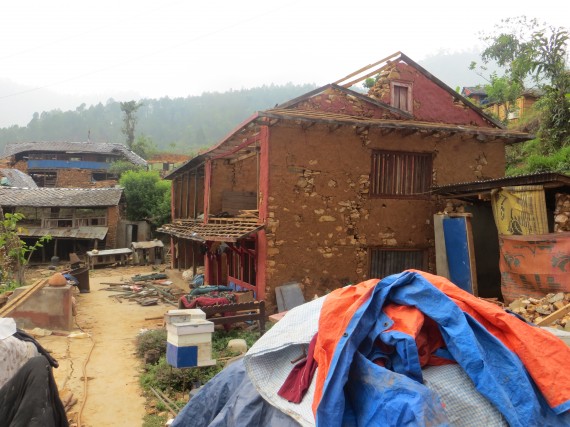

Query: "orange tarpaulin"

xmin=499 ymin=232 xmax=570 ymax=302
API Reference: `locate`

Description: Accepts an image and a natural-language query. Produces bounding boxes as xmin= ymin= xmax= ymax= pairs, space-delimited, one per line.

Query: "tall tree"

xmin=471 ymin=17 xmax=569 ymax=152
xmin=120 ymin=100 xmax=143 ymax=149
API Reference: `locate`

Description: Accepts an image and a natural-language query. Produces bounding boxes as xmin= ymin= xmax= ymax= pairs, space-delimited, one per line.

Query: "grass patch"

xmin=137 ymin=326 xmax=263 ymax=425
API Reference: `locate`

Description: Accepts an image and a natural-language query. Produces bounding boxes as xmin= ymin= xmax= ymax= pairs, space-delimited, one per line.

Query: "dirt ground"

xmin=34 ymin=265 xmax=187 ymax=427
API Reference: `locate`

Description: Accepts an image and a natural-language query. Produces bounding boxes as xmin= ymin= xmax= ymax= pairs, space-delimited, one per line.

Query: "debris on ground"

xmin=100 ymin=273 xmax=183 ymax=306
xmin=508 ymin=292 xmax=570 ymax=329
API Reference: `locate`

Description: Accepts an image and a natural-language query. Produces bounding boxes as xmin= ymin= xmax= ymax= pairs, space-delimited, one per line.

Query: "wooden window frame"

xmin=370 ymin=150 xmax=432 ymax=199
xmin=368 ymin=247 xmax=427 ymax=279
xmin=390 ymin=81 xmax=413 ymax=113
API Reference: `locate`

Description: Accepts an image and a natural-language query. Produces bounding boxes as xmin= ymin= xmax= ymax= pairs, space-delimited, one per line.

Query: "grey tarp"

xmin=171 ymin=358 xmax=301 ymax=427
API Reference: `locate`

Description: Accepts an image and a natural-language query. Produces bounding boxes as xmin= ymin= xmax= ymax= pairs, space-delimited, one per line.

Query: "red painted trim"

xmin=228 ymin=276 xmax=256 ymax=292
xmin=211 ymin=135 xmax=260 ymax=160
xmin=203 ymin=113 xmax=260 ymax=155
xmin=204 ymin=245 xmax=213 ymax=286
xmin=170 ymin=175 xmax=176 ymax=219
xmin=258 ymin=125 xmax=269 ymax=223
xmin=203 ymin=159 xmax=212 ymax=224
xmin=170 ymin=236 xmax=175 ymax=269
xmin=255 ymin=229 xmax=267 ymax=301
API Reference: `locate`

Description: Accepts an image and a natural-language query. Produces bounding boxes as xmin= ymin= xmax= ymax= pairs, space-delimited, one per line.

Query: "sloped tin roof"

xmin=0 ymin=168 xmax=38 ymax=188
xmin=3 ymin=141 xmax=147 ymax=166
xmin=0 ymin=187 xmax=123 ymax=207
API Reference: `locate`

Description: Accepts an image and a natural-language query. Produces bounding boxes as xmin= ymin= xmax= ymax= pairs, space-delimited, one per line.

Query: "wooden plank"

xmin=333 ymin=51 xmax=401 ymax=85
xmin=536 ymin=303 xmax=570 ymax=326
xmin=0 ymin=279 xmax=48 ymax=317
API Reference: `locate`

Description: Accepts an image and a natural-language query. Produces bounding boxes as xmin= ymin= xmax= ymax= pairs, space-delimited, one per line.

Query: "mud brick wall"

xmin=209 ymin=156 xmax=257 ymax=215
xmin=262 ymin=122 xmax=506 ymax=310
xmin=14 ymin=160 xmax=28 ymax=172
xmin=56 ymin=169 xmax=94 ymax=188
xmin=106 ymin=205 xmax=120 ymax=249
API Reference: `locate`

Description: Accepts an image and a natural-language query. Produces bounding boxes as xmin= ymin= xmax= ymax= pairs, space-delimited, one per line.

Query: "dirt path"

xmin=38 ymin=266 xmax=182 ymax=427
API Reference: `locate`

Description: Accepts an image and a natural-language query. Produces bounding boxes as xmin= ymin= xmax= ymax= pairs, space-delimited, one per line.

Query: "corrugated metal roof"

xmin=20 ymin=226 xmax=108 ymax=240
xmin=432 ymin=172 xmax=570 ymax=197
xmin=0 ymin=187 xmax=123 ymax=207
xmin=0 ymin=169 xmax=38 ymax=188
xmin=3 ymin=141 xmax=147 ymax=166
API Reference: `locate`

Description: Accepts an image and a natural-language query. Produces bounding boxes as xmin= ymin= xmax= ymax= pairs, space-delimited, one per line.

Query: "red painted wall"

xmin=380 ymin=63 xmax=493 ymax=127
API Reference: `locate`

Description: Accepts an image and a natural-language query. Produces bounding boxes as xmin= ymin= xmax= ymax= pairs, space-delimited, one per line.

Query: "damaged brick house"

xmin=2 ymin=141 xmax=147 ymax=188
xmin=159 ymin=52 xmax=531 ymax=311
xmin=0 ymin=187 xmax=125 ymax=262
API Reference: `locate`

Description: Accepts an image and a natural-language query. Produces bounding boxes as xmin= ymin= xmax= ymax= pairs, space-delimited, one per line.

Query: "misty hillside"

xmin=0 ymin=83 xmax=317 ymax=154
xmin=0 ymin=51 xmax=488 ymax=155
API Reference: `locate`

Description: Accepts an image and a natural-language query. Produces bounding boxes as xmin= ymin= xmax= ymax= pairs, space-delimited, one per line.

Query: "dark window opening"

xmin=369 ymin=248 xmax=425 ymax=279
xmin=370 ymin=150 xmax=432 ymax=198
xmin=30 ymin=171 xmax=57 ymax=187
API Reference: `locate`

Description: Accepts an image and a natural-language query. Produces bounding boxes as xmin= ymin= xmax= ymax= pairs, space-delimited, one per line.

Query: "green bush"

xmin=140 ymin=356 xmax=221 ymax=392
xmin=136 ymin=329 xmax=167 ymax=358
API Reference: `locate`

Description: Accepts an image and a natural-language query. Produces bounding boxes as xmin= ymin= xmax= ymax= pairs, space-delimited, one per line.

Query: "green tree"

xmin=131 ymin=134 xmax=157 ymax=160
xmin=119 ymin=170 xmax=171 ymax=228
xmin=108 ymin=160 xmax=144 ymax=176
xmin=0 ymin=209 xmax=51 ymax=285
xmin=471 ymin=17 xmax=570 ymax=152
xmin=120 ymin=100 xmax=143 ymax=149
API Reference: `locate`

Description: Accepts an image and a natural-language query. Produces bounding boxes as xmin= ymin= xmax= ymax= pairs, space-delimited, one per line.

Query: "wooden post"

xmin=203 ymin=160 xmax=212 ymax=223
xmin=254 ymin=125 xmax=269 ymax=301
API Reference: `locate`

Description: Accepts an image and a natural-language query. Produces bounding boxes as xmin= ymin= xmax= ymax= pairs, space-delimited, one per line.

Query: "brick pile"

xmin=508 ymin=292 xmax=570 ymax=331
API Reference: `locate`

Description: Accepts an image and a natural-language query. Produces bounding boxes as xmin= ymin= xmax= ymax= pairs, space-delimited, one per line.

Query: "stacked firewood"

xmin=554 ymin=193 xmax=570 ymax=232
xmin=508 ymin=292 xmax=570 ymax=330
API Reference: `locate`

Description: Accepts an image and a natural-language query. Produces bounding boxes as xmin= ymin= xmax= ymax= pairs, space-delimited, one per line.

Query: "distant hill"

xmin=0 ymin=51 xmax=492 ymax=155
xmin=0 ymin=83 xmax=317 ymax=154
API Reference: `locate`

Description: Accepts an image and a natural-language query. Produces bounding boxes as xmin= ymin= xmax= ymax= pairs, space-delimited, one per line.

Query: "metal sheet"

xmin=131 ymin=240 xmax=164 ymax=249
xmin=20 ymin=226 xmax=108 ymax=240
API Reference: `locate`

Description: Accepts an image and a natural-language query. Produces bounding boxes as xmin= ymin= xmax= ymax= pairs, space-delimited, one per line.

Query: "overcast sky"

xmin=0 ymin=0 xmax=566 ymax=103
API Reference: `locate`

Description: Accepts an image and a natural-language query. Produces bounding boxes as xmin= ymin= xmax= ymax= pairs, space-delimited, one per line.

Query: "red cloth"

xmin=179 ymin=296 xmax=231 ymax=309
xmin=278 ymin=333 xmax=318 ymax=404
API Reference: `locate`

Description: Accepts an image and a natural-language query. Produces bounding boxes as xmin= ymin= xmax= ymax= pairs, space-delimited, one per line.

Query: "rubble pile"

xmin=508 ymin=292 xmax=570 ymax=330
xmin=554 ymin=193 xmax=570 ymax=232
xmin=102 ymin=273 xmax=184 ymax=306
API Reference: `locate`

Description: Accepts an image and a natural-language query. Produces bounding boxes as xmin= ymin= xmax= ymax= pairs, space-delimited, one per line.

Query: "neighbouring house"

xmin=0 ymin=187 xmax=126 ymax=262
xmin=147 ymin=153 xmax=192 ymax=177
xmin=462 ymin=86 xmax=542 ymax=122
xmin=158 ymin=52 xmax=531 ymax=312
xmin=460 ymin=86 xmax=489 ymax=105
xmin=2 ymin=141 xmax=147 ymax=188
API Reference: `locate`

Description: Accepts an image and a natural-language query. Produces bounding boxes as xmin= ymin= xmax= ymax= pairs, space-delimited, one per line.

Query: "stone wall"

xmin=263 ymin=122 xmax=506 ymax=309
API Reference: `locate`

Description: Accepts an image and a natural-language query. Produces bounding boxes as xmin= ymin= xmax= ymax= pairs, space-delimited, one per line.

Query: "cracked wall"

xmin=263 ymin=122 xmax=505 ymax=308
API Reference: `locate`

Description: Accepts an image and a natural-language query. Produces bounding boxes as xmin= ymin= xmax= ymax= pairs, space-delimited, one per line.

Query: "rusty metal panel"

xmin=369 ymin=248 xmax=425 ymax=279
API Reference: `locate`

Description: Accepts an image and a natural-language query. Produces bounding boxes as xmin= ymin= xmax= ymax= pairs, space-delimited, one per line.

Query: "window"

xmin=391 ymin=82 xmax=413 ymax=113
xmin=370 ymin=150 xmax=432 ymax=198
xmin=369 ymin=248 xmax=425 ymax=279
